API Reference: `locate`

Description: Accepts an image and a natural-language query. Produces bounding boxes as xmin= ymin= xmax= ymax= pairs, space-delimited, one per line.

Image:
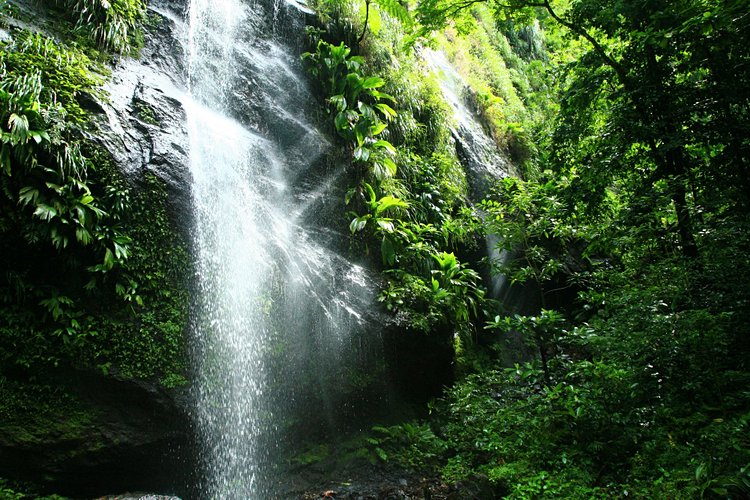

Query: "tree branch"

xmin=536 ymin=0 xmax=629 ymax=85
xmin=423 ymin=0 xmax=629 ymax=86
xmin=358 ymin=0 xmax=371 ymax=44
xmin=442 ymin=0 xmax=487 ymax=19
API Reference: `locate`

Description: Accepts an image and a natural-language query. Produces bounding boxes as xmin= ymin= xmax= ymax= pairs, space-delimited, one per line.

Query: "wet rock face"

xmin=90 ymin=0 xmax=193 ymax=215
xmin=420 ymin=48 xmax=514 ymax=203
xmin=287 ymin=467 xmax=500 ymax=499
xmin=102 ymin=495 xmax=182 ymax=500
xmin=0 ymin=370 xmax=196 ymax=498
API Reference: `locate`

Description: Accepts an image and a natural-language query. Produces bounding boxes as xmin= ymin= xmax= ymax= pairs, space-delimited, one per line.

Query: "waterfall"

xmin=422 ymin=48 xmax=516 ymax=301
xmin=184 ymin=0 xmax=387 ymax=497
xmin=421 ymin=48 xmax=514 ymax=198
xmin=186 ymin=0 xmax=279 ymax=495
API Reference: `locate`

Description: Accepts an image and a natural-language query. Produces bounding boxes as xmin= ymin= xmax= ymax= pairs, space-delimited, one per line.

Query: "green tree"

xmin=417 ymin=0 xmax=750 ymax=261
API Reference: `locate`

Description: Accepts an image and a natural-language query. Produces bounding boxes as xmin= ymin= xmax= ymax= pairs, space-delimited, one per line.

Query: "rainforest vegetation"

xmin=0 ymin=1 xmax=189 ymax=494
xmin=302 ymin=0 xmax=750 ymax=497
xmin=0 ymin=0 xmax=748 ymax=497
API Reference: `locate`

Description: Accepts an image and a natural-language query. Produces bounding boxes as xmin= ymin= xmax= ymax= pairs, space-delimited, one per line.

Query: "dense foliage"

xmin=1 ymin=0 xmax=747 ymax=495
xmin=0 ymin=5 xmax=188 ymax=494
xmin=57 ymin=0 xmax=146 ymax=52
xmin=306 ymin=0 xmax=750 ymax=496
xmin=0 ymin=0 xmax=186 ymax=378
xmin=303 ymin=14 xmax=488 ymax=347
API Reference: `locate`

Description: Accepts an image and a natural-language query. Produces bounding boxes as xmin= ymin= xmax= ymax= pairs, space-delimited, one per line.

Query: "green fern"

xmin=57 ymin=0 xmax=146 ymax=52
xmin=372 ymin=0 xmax=411 ymax=25
xmin=0 ymin=37 xmax=130 ymax=276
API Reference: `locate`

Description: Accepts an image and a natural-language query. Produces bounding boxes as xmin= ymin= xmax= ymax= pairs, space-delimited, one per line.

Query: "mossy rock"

xmin=0 ymin=372 xmax=193 ymax=497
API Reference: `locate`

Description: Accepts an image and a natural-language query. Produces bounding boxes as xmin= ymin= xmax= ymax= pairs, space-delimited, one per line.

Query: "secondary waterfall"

xmin=421 ymin=48 xmax=514 ymax=198
xmin=185 ymin=0 xmax=386 ymax=496
xmin=422 ymin=48 xmax=516 ymax=301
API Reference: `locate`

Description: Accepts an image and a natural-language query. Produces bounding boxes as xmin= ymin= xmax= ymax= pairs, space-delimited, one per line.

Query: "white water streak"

xmin=186 ymin=0 xmax=381 ymax=497
xmin=187 ymin=0 xmax=279 ymax=495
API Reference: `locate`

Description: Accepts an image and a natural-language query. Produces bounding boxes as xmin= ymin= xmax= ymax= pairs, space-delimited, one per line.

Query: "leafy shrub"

xmin=0 ymin=27 xmax=187 ymax=382
xmin=366 ymin=422 xmax=448 ymax=470
xmin=59 ymin=0 xmax=146 ymax=52
xmin=0 ymin=32 xmax=129 ymax=292
xmin=304 ymin=27 xmax=486 ymax=345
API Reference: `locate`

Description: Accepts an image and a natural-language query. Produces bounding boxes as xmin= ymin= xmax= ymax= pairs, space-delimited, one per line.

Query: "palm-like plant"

xmin=59 ymin=0 xmax=145 ymax=52
xmin=0 ymin=65 xmax=129 ymax=276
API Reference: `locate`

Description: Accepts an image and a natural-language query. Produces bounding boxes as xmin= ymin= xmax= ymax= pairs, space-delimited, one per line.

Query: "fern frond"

xmin=373 ymin=0 xmax=412 ymax=25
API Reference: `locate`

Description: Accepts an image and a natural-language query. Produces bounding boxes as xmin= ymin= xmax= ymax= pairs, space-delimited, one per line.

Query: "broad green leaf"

xmin=373 ymin=0 xmax=411 ymax=24
xmin=347 ymin=72 xmax=364 ymax=89
xmin=7 ymin=113 xmax=30 ymax=143
xmin=372 ymin=139 xmax=396 ymax=154
xmin=349 ymin=214 xmax=371 ymax=233
xmin=33 ymin=203 xmax=58 ymax=221
xmin=362 ymin=76 xmax=385 ymax=89
xmin=372 ymin=161 xmax=388 ymax=181
xmin=113 ymin=240 xmax=128 ymax=259
xmin=347 ymin=56 xmax=364 ymax=73
xmin=50 ymin=229 xmax=68 ymax=249
xmin=359 ymin=102 xmax=378 ymax=122
xmin=45 ymin=181 xmax=63 ymax=193
xmin=354 ymin=146 xmax=371 ymax=162
xmin=375 ymin=103 xmax=397 ymax=120
xmin=75 ymin=227 xmax=92 ymax=245
xmin=329 ymin=94 xmax=347 ymax=111
xmin=377 ymin=219 xmax=395 ymax=233
xmin=370 ymin=90 xmax=395 ymax=102
xmin=103 ymin=247 xmax=115 ymax=270
xmin=370 ymin=122 xmax=388 ymax=136
xmin=381 ymin=236 xmax=396 ymax=265
xmin=18 ymin=186 xmax=39 ymax=206
xmin=330 ymin=42 xmax=350 ymax=61
xmin=364 ymin=182 xmax=377 ymax=205
xmin=354 ymin=122 xmax=367 ymax=146
xmin=375 ymin=447 xmax=388 ymax=462
xmin=375 ymin=195 xmax=408 ymax=216
xmin=335 ymin=111 xmax=349 ymax=131
xmin=382 ymin=157 xmax=397 ymax=176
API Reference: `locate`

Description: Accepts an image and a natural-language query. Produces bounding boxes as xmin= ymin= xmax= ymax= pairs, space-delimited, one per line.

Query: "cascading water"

xmin=421 ymin=48 xmax=514 ymax=198
xmin=422 ymin=48 xmax=533 ymax=368
xmin=422 ymin=48 xmax=516 ymax=301
xmin=185 ymin=0 xmax=388 ymax=497
xmin=186 ymin=0 xmax=280 ymax=494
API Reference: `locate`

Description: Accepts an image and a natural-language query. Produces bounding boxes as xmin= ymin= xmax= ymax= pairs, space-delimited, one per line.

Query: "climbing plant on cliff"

xmin=0 ymin=31 xmax=129 ymax=290
xmin=303 ymin=33 xmax=486 ymax=341
xmin=58 ymin=0 xmax=146 ymax=52
xmin=303 ymin=39 xmax=399 ymax=183
xmin=0 ymin=20 xmax=187 ymax=384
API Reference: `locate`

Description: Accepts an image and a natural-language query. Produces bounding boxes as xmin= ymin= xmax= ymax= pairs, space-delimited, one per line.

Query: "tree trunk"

xmin=665 ymin=149 xmax=700 ymax=259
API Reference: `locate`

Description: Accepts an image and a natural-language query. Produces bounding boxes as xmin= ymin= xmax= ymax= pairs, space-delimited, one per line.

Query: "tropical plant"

xmin=58 ymin=0 xmax=146 ymax=52
xmin=379 ymin=251 xmax=484 ymax=337
xmin=0 ymin=40 xmax=129 ymax=280
xmin=0 ymin=29 xmax=145 ymax=367
xmin=304 ymin=39 xmax=400 ymax=181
